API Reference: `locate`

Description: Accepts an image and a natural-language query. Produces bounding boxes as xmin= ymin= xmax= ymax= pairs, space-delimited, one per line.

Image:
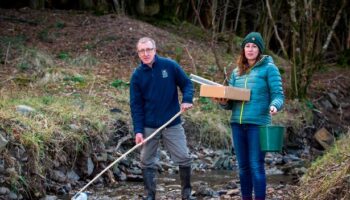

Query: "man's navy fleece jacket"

xmin=130 ymin=55 xmax=194 ymax=134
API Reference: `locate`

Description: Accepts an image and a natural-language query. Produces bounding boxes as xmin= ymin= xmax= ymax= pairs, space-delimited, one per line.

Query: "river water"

xmin=72 ymin=170 xmax=294 ymax=200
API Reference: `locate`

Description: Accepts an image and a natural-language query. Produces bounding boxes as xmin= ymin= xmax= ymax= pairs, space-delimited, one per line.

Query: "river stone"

xmin=266 ymin=166 xmax=284 ymax=175
xmin=128 ymin=168 xmax=142 ymax=175
xmin=0 ymin=187 xmax=10 ymax=195
xmin=320 ymin=99 xmax=333 ymax=109
xmin=39 ymin=195 xmax=58 ymax=200
xmin=87 ymin=157 xmax=94 ymax=176
xmin=0 ymin=159 xmax=4 ymax=173
xmin=314 ymin=128 xmax=334 ymax=150
xmin=67 ymin=170 xmax=80 ymax=181
xmin=51 ymin=170 xmax=66 ymax=183
xmin=327 ymin=93 xmax=339 ymax=107
xmin=197 ymin=185 xmax=217 ymax=197
xmin=224 ymin=180 xmax=238 ymax=189
xmin=95 ymin=152 xmax=108 ymax=162
xmin=118 ymin=171 xmax=127 ymax=181
xmin=226 ymin=188 xmax=240 ymax=195
xmin=8 ymin=191 xmax=17 ymax=200
xmin=16 ymin=105 xmax=35 ymax=115
xmin=0 ymin=134 xmax=8 ymax=151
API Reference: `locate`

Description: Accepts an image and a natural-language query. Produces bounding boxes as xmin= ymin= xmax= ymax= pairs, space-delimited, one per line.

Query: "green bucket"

xmin=259 ymin=125 xmax=285 ymax=152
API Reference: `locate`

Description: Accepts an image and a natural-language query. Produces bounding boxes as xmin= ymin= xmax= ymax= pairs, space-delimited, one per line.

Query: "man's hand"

xmin=270 ymin=106 xmax=278 ymax=115
xmin=212 ymin=97 xmax=228 ymax=105
xmin=181 ymin=103 xmax=193 ymax=112
xmin=135 ymin=133 xmax=144 ymax=144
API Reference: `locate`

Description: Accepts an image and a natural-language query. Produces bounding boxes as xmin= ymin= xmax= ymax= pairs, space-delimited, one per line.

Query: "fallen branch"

xmin=114 ymin=134 xmax=132 ymax=152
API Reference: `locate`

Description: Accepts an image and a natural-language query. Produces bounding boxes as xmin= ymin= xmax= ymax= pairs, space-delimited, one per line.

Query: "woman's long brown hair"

xmin=236 ymin=50 xmax=262 ymax=76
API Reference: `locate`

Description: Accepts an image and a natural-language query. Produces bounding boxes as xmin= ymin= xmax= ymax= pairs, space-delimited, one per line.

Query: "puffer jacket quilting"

xmin=222 ymin=55 xmax=284 ymax=125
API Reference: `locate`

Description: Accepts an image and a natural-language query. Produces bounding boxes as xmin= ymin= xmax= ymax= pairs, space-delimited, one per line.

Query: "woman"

xmin=214 ymin=32 xmax=284 ymax=200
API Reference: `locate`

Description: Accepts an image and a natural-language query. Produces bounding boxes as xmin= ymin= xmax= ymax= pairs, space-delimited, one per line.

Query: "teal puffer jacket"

xmin=222 ymin=55 xmax=284 ymax=125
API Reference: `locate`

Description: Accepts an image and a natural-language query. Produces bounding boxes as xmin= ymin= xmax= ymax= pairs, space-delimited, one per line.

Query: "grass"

xmin=294 ymin=130 xmax=350 ymax=200
xmin=185 ymin=101 xmax=232 ymax=149
xmin=16 ymin=48 xmax=54 ymax=71
xmin=0 ymin=92 xmax=113 ymax=146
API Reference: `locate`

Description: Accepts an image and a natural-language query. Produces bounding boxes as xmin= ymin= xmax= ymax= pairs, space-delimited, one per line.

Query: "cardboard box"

xmin=199 ymin=85 xmax=251 ymax=101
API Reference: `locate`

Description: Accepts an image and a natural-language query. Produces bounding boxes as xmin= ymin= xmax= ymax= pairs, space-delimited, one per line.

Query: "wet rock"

xmin=8 ymin=191 xmax=18 ymax=200
xmin=14 ymin=146 xmax=27 ymax=161
xmin=0 ymin=134 xmax=8 ymax=151
xmin=126 ymin=174 xmax=142 ymax=182
xmin=51 ymin=170 xmax=67 ymax=183
xmin=158 ymin=177 xmax=176 ymax=183
xmin=294 ymin=167 xmax=307 ymax=175
xmin=226 ymin=188 xmax=240 ymax=195
xmin=283 ymin=154 xmax=301 ymax=163
xmin=127 ymin=168 xmax=142 ymax=175
xmin=156 ymin=185 xmax=166 ymax=192
xmin=165 ymin=184 xmax=181 ymax=189
xmin=87 ymin=157 xmax=94 ymax=176
xmin=67 ymin=170 xmax=80 ymax=181
xmin=6 ymin=167 xmax=17 ymax=176
xmin=320 ymin=99 xmax=333 ymax=109
xmin=327 ymin=93 xmax=339 ymax=107
xmin=266 ymin=167 xmax=284 ymax=175
xmin=57 ymin=184 xmax=70 ymax=195
xmin=119 ymin=171 xmax=127 ymax=181
xmin=39 ymin=195 xmax=58 ymax=200
xmin=0 ymin=187 xmax=10 ymax=195
xmin=95 ymin=152 xmax=108 ymax=162
xmin=196 ymin=185 xmax=217 ymax=197
xmin=16 ymin=105 xmax=35 ymax=115
xmin=224 ymin=180 xmax=238 ymax=189
xmin=314 ymin=128 xmax=334 ymax=150
xmin=159 ymin=161 xmax=174 ymax=170
xmin=267 ymin=187 xmax=275 ymax=194
xmin=0 ymin=159 xmax=4 ymax=173
xmin=159 ymin=150 xmax=170 ymax=161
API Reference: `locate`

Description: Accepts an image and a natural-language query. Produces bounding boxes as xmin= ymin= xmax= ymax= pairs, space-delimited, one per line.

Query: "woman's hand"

xmin=270 ymin=106 xmax=278 ymax=115
xmin=212 ymin=98 xmax=228 ymax=105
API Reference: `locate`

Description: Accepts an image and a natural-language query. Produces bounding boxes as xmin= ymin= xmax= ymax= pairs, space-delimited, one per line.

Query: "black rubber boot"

xmin=179 ymin=166 xmax=196 ymax=200
xmin=142 ymin=168 xmax=156 ymax=200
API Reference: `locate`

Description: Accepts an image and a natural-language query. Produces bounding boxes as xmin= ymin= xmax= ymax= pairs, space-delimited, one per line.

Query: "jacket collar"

xmin=140 ymin=55 xmax=159 ymax=70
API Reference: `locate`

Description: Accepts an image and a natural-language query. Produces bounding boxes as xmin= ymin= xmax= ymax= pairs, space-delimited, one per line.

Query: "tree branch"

xmin=190 ymin=0 xmax=205 ymax=30
xmin=266 ymin=0 xmax=289 ymax=59
xmin=321 ymin=0 xmax=346 ymax=53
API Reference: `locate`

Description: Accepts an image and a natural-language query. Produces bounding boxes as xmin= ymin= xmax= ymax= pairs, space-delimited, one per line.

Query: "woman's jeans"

xmin=231 ymin=123 xmax=266 ymax=200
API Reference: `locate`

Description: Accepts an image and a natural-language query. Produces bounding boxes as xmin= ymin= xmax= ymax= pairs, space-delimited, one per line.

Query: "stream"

xmin=65 ymin=170 xmax=294 ymax=200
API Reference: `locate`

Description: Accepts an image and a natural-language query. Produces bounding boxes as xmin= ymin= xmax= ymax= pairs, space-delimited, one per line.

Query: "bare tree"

xmin=221 ymin=0 xmax=230 ymax=33
xmin=234 ymin=0 xmax=243 ymax=33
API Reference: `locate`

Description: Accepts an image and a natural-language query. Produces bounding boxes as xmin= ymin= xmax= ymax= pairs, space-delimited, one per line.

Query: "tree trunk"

xmin=221 ymin=0 xmax=230 ymax=33
xmin=233 ymin=0 xmax=242 ymax=33
xmin=29 ymin=0 xmax=45 ymax=9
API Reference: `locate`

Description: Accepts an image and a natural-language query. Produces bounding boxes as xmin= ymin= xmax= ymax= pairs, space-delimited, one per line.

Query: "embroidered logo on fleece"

xmin=162 ymin=70 xmax=168 ymax=78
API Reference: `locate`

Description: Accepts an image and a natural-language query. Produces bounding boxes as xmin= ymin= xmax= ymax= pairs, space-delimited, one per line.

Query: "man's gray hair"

xmin=136 ymin=37 xmax=156 ymax=49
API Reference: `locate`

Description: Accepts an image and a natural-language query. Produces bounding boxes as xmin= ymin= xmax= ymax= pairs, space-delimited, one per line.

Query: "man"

xmin=129 ymin=37 xmax=195 ymax=200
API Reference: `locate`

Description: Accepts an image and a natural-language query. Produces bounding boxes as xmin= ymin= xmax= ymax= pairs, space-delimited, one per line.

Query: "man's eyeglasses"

xmin=137 ymin=48 xmax=154 ymax=55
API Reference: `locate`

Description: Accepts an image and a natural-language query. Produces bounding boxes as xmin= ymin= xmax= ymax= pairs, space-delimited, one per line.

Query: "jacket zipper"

xmin=238 ymin=56 xmax=266 ymax=124
xmin=239 ymin=75 xmax=249 ymax=124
